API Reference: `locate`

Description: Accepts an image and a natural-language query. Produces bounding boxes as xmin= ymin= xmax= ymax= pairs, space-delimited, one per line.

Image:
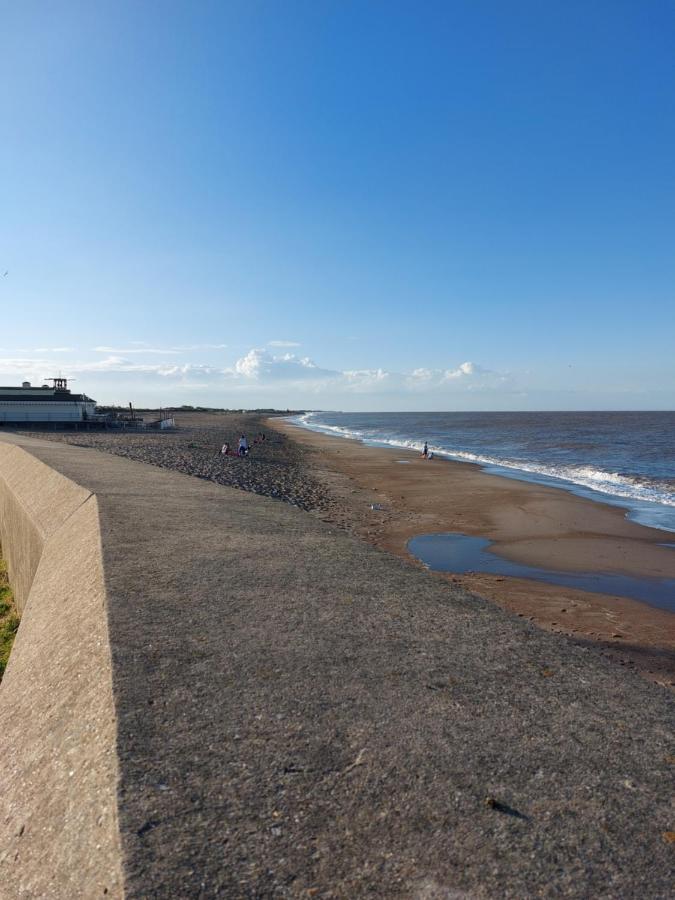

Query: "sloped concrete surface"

xmin=0 ymin=433 xmax=673 ymax=898
xmin=0 ymin=488 xmax=123 ymax=897
xmin=0 ymin=442 xmax=91 ymax=613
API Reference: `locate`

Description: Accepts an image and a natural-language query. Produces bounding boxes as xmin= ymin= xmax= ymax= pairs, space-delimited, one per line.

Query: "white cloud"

xmin=0 ymin=358 xmax=60 ymax=381
xmin=82 ymin=357 xmax=221 ymax=378
xmin=225 ymin=352 xmax=510 ymax=396
xmin=34 ymin=347 xmax=73 ymax=353
xmin=93 ymin=347 xmax=180 ymax=356
xmin=232 ymin=349 xmax=336 ymax=381
xmin=444 ymin=361 xmax=476 ymax=379
xmin=0 ymin=346 xmax=512 ymax=407
xmin=0 ymin=355 xmax=220 ymax=380
xmin=409 ymin=368 xmax=435 ymax=382
xmin=92 ymin=343 xmax=227 ymax=354
xmin=93 ymin=346 xmax=182 ymax=355
xmin=0 ymin=350 xmax=504 ymax=390
xmin=406 ymin=362 xmax=507 ymax=390
xmin=268 ymin=340 xmax=301 ymax=348
xmin=342 ymin=368 xmax=394 ymax=392
xmin=172 ymin=343 xmax=228 ymax=351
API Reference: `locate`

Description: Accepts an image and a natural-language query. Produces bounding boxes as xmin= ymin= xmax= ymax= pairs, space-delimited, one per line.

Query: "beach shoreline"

xmin=274 ymin=417 xmax=675 ymax=688
xmin=18 ymin=411 xmax=674 ymax=688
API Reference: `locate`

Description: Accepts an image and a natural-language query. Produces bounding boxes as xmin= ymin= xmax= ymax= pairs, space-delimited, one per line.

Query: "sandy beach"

xmin=23 ymin=411 xmax=675 ymax=688
xmin=5 ymin=427 xmax=674 ymax=897
xmin=274 ymin=417 xmax=675 ymax=688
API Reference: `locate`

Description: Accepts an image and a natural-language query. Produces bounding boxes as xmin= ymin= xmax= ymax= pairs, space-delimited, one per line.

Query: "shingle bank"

xmin=0 ymin=433 xmax=673 ymax=898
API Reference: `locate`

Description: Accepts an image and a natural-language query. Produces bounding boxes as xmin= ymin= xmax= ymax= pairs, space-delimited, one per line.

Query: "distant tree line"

xmin=97 ymin=405 xmax=307 ymax=415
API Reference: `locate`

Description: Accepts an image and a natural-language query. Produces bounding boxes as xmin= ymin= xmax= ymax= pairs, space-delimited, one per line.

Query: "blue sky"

xmin=1 ymin=1 xmax=673 ymax=410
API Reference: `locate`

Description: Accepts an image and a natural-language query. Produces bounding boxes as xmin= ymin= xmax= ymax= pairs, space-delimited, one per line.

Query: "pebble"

xmin=24 ymin=415 xmax=337 ymax=515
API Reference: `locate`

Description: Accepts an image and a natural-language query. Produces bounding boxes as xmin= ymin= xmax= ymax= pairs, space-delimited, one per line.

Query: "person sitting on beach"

xmin=238 ymin=434 xmax=249 ymax=457
xmin=221 ymin=442 xmax=230 ymax=456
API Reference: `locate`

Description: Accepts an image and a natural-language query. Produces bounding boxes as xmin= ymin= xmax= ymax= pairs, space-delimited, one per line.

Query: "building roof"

xmin=0 ymin=391 xmax=94 ymax=403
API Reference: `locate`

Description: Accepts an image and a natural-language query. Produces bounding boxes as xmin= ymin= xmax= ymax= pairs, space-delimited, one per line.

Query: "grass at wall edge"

xmin=0 ymin=554 xmax=19 ymax=681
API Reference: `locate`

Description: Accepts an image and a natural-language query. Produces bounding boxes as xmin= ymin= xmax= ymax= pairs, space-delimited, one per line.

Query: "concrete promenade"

xmin=0 ymin=433 xmax=673 ymax=898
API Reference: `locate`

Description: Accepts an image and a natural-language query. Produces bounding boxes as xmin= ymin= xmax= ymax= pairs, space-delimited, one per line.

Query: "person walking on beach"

xmin=422 ymin=441 xmax=428 ymax=459
xmin=238 ymin=434 xmax=249 ymax=457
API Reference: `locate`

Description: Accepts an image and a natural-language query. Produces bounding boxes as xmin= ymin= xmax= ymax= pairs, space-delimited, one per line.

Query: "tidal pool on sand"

xmin=407 ymin=532 xmax=675 ymax=613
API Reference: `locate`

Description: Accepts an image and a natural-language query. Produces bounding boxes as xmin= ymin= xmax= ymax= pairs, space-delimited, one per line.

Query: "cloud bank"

xmin=0 ymin=344 xmax=512 ymax=408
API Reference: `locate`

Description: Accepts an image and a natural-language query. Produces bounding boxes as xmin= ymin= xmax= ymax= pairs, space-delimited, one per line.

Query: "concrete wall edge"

xmin=0 ymin=440 xmax=125 ymax=898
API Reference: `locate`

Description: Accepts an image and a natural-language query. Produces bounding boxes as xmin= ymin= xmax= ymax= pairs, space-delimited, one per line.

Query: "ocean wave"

xmin=492 ymin=460 xmax=675 ymax=508
xmin=290 ymin=413 xmax=675 ymax=511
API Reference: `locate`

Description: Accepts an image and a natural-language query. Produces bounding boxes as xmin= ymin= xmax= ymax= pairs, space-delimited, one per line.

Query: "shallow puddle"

xmin=407 ymin=532 xmax=675 ymax=613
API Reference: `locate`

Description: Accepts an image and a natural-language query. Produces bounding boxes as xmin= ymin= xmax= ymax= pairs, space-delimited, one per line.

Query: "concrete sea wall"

xmin=0 ymin=441 xmax=123 ymax=898
xmin=0 ymin=433 xmax=673 ymax=898
xmin=0 ymin=443 xmax=91 ymax=614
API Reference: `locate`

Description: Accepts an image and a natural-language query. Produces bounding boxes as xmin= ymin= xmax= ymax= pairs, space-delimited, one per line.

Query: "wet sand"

xmin=274 ymin=418 xmax=675 ymax=688
xmin=20 ymin=412 xmax=674 ymax=688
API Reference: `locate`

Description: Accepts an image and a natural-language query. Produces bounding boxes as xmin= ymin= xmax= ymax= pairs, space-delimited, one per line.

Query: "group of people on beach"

xmin=220 ymin=432 xmax=265 ymax=458
xmin=422 ymin=441 xmax=434 ymax=460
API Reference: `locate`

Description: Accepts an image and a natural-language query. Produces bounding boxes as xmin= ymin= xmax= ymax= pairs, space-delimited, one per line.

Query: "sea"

xmin=291 ymin=411 xmax=675 ymax=534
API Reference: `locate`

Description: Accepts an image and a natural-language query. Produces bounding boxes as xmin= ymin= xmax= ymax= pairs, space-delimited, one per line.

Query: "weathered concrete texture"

xmin=0 ymin=490 xmax=123 ymax=898
xmin=0 ymin=442 xmax=91 ymax=614
xmin=0 ymin=432 xmax=674 ymax=899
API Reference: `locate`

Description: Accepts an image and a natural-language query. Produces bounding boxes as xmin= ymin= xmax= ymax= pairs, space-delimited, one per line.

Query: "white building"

xmin=0 ymin=379 xmax=97 ymax=424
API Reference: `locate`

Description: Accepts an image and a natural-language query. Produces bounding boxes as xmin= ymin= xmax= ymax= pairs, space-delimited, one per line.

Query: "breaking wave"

xmin=291 ymin=412 xmax=675 ymax=525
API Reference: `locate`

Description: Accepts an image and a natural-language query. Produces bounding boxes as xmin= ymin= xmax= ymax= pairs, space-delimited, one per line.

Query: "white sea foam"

xmin=290 ymin=412 xmax=675 ymax=512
